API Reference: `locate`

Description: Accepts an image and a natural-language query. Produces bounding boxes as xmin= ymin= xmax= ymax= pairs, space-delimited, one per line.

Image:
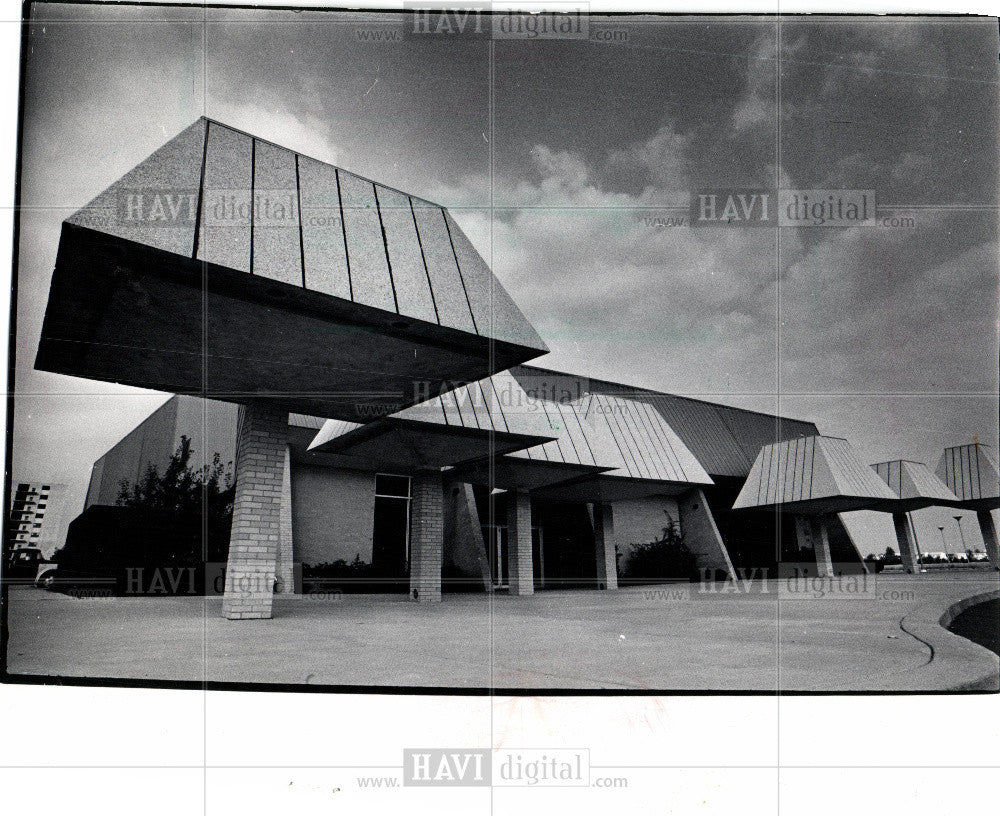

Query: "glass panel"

xmin=375 ymin=474 xmax=411 ymax=498
xmin=371 ymin=495 xmax=410 ymax=585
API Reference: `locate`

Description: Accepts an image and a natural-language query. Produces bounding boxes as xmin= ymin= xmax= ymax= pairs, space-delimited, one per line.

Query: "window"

xmin=37 ymin=504 xmax=46 ymax=509
xmin=371 ymin=474 xmax=412 ymax=587
xmin=41 ymin=485 xmax=50 ymax=491
xmin=374 ymin=474 xmax=410 ymax=499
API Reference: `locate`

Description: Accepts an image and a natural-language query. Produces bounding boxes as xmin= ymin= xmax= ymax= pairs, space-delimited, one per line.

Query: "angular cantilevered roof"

xmin=306 ymin=370 xmax=560 ymax=471
xmin=871 ymin=459 xmax=960 ymax=513
xmin=309 ymin=374 xmax=713 ymax=497
xmin=733 ymin=435 xmax=896 ymax=514
xmin=35 ymin=118 xmax=547 ymax=419
xmin=935 ymin=443 xmax=1000 ymax=510
xmin=520 ymin=393 xmax=714 ymax=501
xmin=511 ymin=365 xmax=821 ymax=478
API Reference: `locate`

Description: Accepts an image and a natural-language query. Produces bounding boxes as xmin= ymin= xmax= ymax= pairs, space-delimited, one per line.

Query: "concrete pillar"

xmin=593 ymin=502 xmax=618 ymax=590
xmin=977 ymin=510 xmax=1000 ymax=570
xmin=678 ymin=488 xmax=736 ymax=581
xmin=892 ymin=512 xmax=921 ymax=574
xmin=506 ymin=488 xmax=534 ymax=596
xmin=222 ymin=401 xmax=289 ymax=620
xmin=793 ymin=515 xmax=813 ymax=561
xmin=811 ymin=515 xmax=835 ymax=578
xmin=444 ymin=482 xmax=492 ymax=592
xmin=409 ymin=471 xmax=443 ymax=602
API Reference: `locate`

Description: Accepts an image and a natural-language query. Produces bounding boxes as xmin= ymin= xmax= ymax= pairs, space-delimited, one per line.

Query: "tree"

xmin=116 ymin=436 xmax=234 ymax=559
xmin=52 ymin=437 xmax=234 ymax=594
xmin=881 ymin=546 xmax=901 ymax=566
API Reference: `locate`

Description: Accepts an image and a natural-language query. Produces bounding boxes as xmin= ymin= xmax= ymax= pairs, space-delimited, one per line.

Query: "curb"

xmin=899 ymin=589 xmax=1000 ymax=692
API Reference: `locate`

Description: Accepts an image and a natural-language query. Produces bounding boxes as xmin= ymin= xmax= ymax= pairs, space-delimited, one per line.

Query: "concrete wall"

xmin=85 ymin=398 xmax=179 ymax=507
xmin=290 ymin=464 xmax=376 ymax=565
xmin=173 ymin=397 xmax=239 ymax=472
xmin=612 ymin=495 xmax=682 ymax=561
xmin=84 ymin=396 xmax=239 ymax=508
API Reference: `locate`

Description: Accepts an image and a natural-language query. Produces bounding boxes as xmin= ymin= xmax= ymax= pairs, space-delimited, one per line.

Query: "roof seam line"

xmin=249 ymin=138 xmax=256 ymax=275
xmin=334 ymin=168 xmax=353 ymax=301
xmin=410 ymin=198 xmax=440 ymax=325
xmin=372 ymin=183 xmax=400 ymax=315
xmin=441 ymin=209 xmax=479 ymax=335
xmin=191 ymin=119 xmax=209 ymax=259
xmin=294 ymin=154 xmax=306 ymax=289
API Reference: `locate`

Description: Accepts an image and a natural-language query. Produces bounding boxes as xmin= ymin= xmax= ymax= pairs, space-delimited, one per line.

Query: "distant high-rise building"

xmin=6 ymin=481 xmax=68 ymax=557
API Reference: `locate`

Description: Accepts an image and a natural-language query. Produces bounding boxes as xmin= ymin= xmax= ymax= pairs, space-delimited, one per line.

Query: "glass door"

xmin=483 ymin=524 xmax=509 ymax=589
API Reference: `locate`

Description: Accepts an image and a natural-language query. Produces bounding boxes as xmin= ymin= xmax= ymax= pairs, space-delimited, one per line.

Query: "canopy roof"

xmin=35 ymin=118 xmax=547 ymax=419
xmin=870 ymin=459 xmax=960 ymax=513
xmin=309 ymin=376 xmax=713 ymax=497
xmin=306 ymin=370 xmax=559 ymax=471
xmin=513 ymin=365 xmax=821 ymax=479
xmin=935 ymin=443 xmax=1000 ymax=510
xmin=531 ymin=393 xmax=713 ymax=501
xmin=733 ymin=435 xmax=896 ymax=514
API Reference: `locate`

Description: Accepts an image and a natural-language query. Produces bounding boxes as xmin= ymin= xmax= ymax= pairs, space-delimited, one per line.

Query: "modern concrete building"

xmin=732 ymin=436 xmax=897 ymax=577
xmin=6 ymin=481 xmax=68 ymax=557
xmin=935 ymin=443 xmax=1000 ymax=569
xmin=80 ymin=375 xmax=868 ymax=600
xmin=38 ymin=118 xmax=548 ymax=618
xmin=870 ymin=459 xmax=961 ymax=573
xmin=41 ymin=117 xmax=978 ymax=619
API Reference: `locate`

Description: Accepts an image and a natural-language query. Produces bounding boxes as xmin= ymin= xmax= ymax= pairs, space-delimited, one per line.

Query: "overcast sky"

xmin=11 ymin=4 xmax=1000 ymax=553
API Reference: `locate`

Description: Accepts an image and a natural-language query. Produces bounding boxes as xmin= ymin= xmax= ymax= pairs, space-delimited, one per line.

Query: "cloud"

xmin=433 ymin=124 xmax=786 ymax=396
xmin=777 ymin=223 xmax=999 ymax=394
xmin=731 ymin=33 xmax=776 ymax=134
xmin=205 ymin=97 xmax=342 ymax=166
xmin=606 ymin=122 xmax=690 ymax=197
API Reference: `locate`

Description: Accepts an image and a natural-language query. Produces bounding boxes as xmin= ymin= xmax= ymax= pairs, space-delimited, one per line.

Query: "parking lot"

xmin=5 ymin=572 xmax=998 ymax=691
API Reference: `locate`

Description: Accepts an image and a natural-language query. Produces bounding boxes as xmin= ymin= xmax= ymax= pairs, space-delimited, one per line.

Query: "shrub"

xmin=619 ymin=513 xmax=698 ymax=584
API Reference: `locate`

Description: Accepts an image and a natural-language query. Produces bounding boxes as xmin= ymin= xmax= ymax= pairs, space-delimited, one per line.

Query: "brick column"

xmin=811 ymin=515 xmax=835 ymax=578
xmin=222 ymin=401 xmax=289 ymax=620
xmin=593 ymin=502 xmax=618 ymax=590
xmin=892 ymin=512 xmax=921 ymax=574
xmin=410 ymin=471 xmax=443 ymax=602
xmin=506 ymin=488 xmax=534 ymax=596
xmin=275 ymin=443 xmax=296 ymax=594
xmin=977 ymin=510 xmax=1000 ymax=570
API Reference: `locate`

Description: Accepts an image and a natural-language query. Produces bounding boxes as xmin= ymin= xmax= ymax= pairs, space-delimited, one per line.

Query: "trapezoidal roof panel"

xmin=935 ymin=443 xmax=1000 ymax=510
xmin=35 ymin=118 xmax=547 ymax=420
xmin=530 ymin=393 xmax=714 ymax=502
xmin=306 ymin=370 xmax=559 ymax=471
xmin=870 ymin=459 xmax=960 ymax=513
xmin=733 ymin=435 xmax=896 ymax=514
xmin=510 ymin=364 xmax=821 ymax=478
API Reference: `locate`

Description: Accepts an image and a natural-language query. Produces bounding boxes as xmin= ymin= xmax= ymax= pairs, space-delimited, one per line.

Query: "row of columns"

xmin=895 ymin=509 xmax=998 ymax=572
xmin=412 ymin=484 xmax=618 ymax=602
xmin=796 ymin=509 xmax=999 ymax=577
xmin=221 ymin=403 xmax=621 ymax=617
